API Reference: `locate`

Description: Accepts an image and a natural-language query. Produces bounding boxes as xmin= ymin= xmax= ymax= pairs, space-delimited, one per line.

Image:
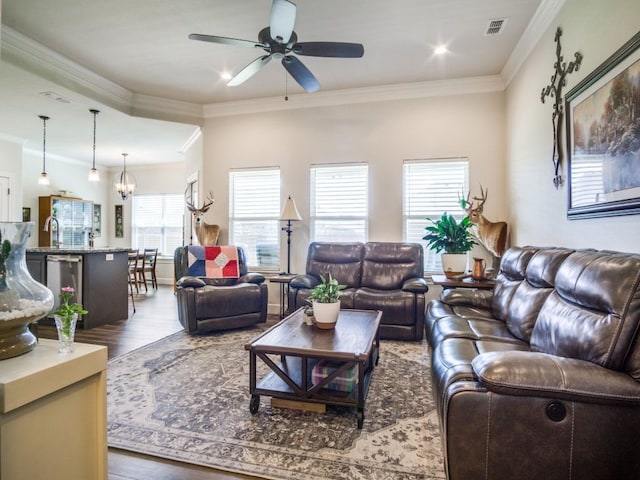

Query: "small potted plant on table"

xmin=307 ymin=273 xmax=346 ymax=329
xmin=423 ymin=212 xmax=476 ymax=278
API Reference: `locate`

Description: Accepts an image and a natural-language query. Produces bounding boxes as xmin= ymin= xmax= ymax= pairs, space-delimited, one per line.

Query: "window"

xmin=132 ymin=194 xmax=184 ymax=256
xmin=229 ymin=168 xmax=280 ymax=270
xmin=403 ymin=158 xmax=469 ymax=273
xmin=310 ymin=164 xmax=368 ymax=242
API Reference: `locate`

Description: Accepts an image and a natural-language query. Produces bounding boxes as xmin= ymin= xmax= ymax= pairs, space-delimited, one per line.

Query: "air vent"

xmin=485 ymin=18 xmax=508 ymax=36
xmin=40 ymin=91 xmax=71 ymax=104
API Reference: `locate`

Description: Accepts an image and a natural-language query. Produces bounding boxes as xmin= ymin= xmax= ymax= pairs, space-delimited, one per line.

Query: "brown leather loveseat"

xmin=289 ymin=242 xmax=429 ymax=340
xmin=426 ymin=246 xmax=640 ymax=479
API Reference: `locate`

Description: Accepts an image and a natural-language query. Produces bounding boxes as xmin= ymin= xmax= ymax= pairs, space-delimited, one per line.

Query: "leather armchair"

xmin=174 ymin=246 xmax=268 ymax=334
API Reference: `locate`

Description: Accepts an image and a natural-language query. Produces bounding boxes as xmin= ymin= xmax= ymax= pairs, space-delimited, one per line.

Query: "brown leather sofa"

xmin=289 ymin=242 xmax=429 ymax=340
xmin=426 ymin=246 xmax=640 ymax=480
xmin=174 ymin=246 xmax=268 ymax=334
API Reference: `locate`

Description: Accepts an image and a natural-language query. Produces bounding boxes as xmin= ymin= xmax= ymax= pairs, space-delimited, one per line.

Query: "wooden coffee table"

xmin=245 ymin=308 xmax=382 ymax=428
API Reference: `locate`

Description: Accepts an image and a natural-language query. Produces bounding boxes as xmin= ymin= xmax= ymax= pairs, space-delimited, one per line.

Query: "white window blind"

xmin=403 ymin=159 xmax=469 ymax=273
xmin=310 ymin=163 xmax=368 ymax=242
xmin=229 ymin=168 xmax=280 ymax=269
xmin=132 ymin=194 xmax=184 ymax=256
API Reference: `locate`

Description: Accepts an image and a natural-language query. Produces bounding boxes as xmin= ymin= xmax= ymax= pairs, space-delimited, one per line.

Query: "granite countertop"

xmin=27 ymin=247 xmax=130 ymax=254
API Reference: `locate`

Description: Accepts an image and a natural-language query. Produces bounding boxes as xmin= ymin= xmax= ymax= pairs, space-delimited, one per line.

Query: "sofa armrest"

xmin=440 ymin=288 xmax=493 ymax=310
xmin=472 ymin=351 xmax=640 ymax=406
xmin=176 ymin=276 xmax=207 ymax=288
xmin=402 ymin=277 xmax=429 ymax=293
xmin=290 ymin=274 xmax=321 ymax=289
xmin=237 ymin=272 xmax=265 ymax=285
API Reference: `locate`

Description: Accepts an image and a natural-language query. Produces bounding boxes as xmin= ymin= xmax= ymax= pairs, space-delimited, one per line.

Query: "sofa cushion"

xmin=530 ymin=250 xmax=640 ymax=370
xmin=361 ymin=242 xmax=423 ymax=290
xmin=354 ymin=287 xmax=417 ymax=326
xmin=306 ymin=242 xmax=364 ymax=288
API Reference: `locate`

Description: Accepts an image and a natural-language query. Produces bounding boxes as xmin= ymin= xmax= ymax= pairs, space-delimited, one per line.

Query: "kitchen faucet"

xmin=43 ymin=215 xmax=62 ymax=248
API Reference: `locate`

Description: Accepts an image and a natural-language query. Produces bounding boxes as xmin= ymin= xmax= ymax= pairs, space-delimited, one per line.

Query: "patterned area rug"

xmin=107 ymin=324 xmax=446 ymax=480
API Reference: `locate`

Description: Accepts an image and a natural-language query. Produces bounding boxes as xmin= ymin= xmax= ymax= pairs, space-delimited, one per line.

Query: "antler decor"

xmin=541 ymin=27 xmax=583 ymax=189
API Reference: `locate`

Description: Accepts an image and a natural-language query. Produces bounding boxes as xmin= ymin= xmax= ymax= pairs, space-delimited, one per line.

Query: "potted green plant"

xmin=307 ymin=273 xmax=346 ymax=329
xmin=423 ymin=212 xmax=476 ymax=278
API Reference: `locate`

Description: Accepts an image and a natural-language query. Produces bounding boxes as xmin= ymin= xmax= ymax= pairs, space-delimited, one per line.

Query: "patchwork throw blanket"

xmin=187 ymin=245 xmax=240 ymax=278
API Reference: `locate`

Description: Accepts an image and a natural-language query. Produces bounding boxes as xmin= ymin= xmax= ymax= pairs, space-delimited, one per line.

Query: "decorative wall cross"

xmin=541 ymin=27 xmax=583 ymax=189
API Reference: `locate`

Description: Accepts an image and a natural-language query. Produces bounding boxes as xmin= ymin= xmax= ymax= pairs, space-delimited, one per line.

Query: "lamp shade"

xmin=279 ymin=196 xmax=302 ymax=221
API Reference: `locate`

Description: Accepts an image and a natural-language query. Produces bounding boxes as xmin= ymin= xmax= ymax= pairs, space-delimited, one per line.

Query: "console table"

xmin=0 ymin=340 xmax=108 ymax=480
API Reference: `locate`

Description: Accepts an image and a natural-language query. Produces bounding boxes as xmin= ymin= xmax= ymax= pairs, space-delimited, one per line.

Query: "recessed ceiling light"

xmin=220 ymin=72 xmax=233 ymax=81
xmin=434 ymin=45 xmax=448 ymax=55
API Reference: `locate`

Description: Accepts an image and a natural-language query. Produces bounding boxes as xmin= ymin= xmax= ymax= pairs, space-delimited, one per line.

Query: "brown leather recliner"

xmin=427 ymin=246 xmax=640 ymax=480
xmin=289 ymin=242 xmax=429 ymax=340
xmin=174 ymin=246 xmax=268 ymax=334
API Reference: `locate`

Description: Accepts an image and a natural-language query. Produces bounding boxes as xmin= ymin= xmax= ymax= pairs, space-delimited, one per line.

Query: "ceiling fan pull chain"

xmin=285 ymin=69 xmax=289 ymax=101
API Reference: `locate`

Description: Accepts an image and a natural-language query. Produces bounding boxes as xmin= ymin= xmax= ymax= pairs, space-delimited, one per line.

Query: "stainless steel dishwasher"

xmin=46 ymin=255 xmax=83 ymax=316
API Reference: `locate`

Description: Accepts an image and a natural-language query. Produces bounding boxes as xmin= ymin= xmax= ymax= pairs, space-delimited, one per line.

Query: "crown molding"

xmin=1 ymin=27 xmax=202 ymax=124
xmin=1 ymin=26 xmax=133 ymax=113
xmin=203 ymin=75 xmax=505 ymax=118
xmin=501 ymin=0 xmax=566 ymax=86
xmin=130 ymin=94 xmax=204 ymax=126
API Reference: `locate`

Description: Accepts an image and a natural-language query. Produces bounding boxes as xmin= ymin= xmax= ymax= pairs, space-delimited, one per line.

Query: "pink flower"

xmin=61 ymin=286 xmax=75 ymax=294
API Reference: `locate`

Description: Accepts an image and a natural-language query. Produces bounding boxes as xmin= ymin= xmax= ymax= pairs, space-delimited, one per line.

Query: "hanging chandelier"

xmin=114 ymin=153 xmax=136 ymax=200
xmin=88 ymin=109 xmax=100 ymax=182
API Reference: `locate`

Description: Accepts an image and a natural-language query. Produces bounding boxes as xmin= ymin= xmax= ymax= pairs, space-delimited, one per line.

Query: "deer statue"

xmin=462 ymin=186 xmax=508 ymax=258
xmin=185 ymin=190 xmax=220 ymax=246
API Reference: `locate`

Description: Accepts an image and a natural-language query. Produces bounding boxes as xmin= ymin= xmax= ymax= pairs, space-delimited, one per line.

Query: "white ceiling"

xmin=0 ymin=0 xmax=546 ymax=168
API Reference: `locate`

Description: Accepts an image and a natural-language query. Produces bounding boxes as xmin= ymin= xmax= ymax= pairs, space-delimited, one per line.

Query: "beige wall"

xmin=202 ymin=90 xmax=506 ymax=275
xmin=506 ymin=0 xmax=640 ymax=251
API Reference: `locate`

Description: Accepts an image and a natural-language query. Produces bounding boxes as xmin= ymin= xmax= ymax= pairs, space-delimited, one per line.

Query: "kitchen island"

xmin=26 ymin=247 xmax=129 ymax=329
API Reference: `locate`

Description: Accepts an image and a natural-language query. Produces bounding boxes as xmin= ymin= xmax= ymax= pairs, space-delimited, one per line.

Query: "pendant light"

xmin=38 ymin=115 xmax=50 ymax=185
xmin=88 ymin=109 xmax=100 ymax=182
xmin=114 ymin=153 xmax=136 ymax=200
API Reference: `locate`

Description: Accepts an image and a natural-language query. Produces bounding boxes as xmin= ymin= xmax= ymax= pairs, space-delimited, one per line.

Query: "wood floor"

xmin=37 ymin=285 xmax=262 ymax=480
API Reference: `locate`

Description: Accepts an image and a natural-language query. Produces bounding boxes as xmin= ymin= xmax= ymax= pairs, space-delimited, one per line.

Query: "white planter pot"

xmin=312 ymin=301 xmax=340 ymax=329
xmin=441 ymin=253 xmax=468 ymax=279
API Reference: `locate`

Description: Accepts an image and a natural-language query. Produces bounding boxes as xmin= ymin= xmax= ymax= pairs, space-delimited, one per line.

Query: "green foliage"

xmin=423 ymin=213 xmax=476 ymax=254
xmin=309 ymin=273 xmax=346 ymax=303
xmin=53 ymin=286 xmax=88 ymax=318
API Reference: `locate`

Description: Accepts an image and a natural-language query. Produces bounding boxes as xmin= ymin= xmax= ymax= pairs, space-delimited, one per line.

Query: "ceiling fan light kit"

xmin=189 ymin=0 xmax=364 ymax=93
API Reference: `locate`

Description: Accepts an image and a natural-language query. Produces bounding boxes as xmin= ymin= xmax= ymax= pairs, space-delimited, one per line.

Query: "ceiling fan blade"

xmin=270 ymin=0 xmax=296 ymax=44
xmin=293 ymin=42 xmax=364 ymax=58
xmin=282 ymin=56 xmax=320 ymax=93
xmin=189 ymin=33 xmax=263 ymax=49
xmin=227 ymin=55 xmax=273 ymax=86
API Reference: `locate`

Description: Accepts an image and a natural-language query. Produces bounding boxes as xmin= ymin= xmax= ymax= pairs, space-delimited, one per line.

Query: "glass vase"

xmin=0 ymin=222 xmax=54 ymax=360
xmin=54 ymin=313 xmax=78 ymax=354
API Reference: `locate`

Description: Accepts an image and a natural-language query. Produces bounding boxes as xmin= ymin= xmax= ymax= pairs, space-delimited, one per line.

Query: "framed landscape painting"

xmin=565 ymin=31 xmax=640 ymax=219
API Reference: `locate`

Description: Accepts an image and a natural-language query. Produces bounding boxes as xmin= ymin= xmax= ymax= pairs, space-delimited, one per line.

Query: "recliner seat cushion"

xmin=354 ymin=287 xmax=417 ymax=326
xmin=194 ymin=284 xmax=263 ymax=319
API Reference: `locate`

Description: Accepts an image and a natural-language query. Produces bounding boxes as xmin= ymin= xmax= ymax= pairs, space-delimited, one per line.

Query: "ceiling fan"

xmin=189 ymin=0 xmax=364 ymax=93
